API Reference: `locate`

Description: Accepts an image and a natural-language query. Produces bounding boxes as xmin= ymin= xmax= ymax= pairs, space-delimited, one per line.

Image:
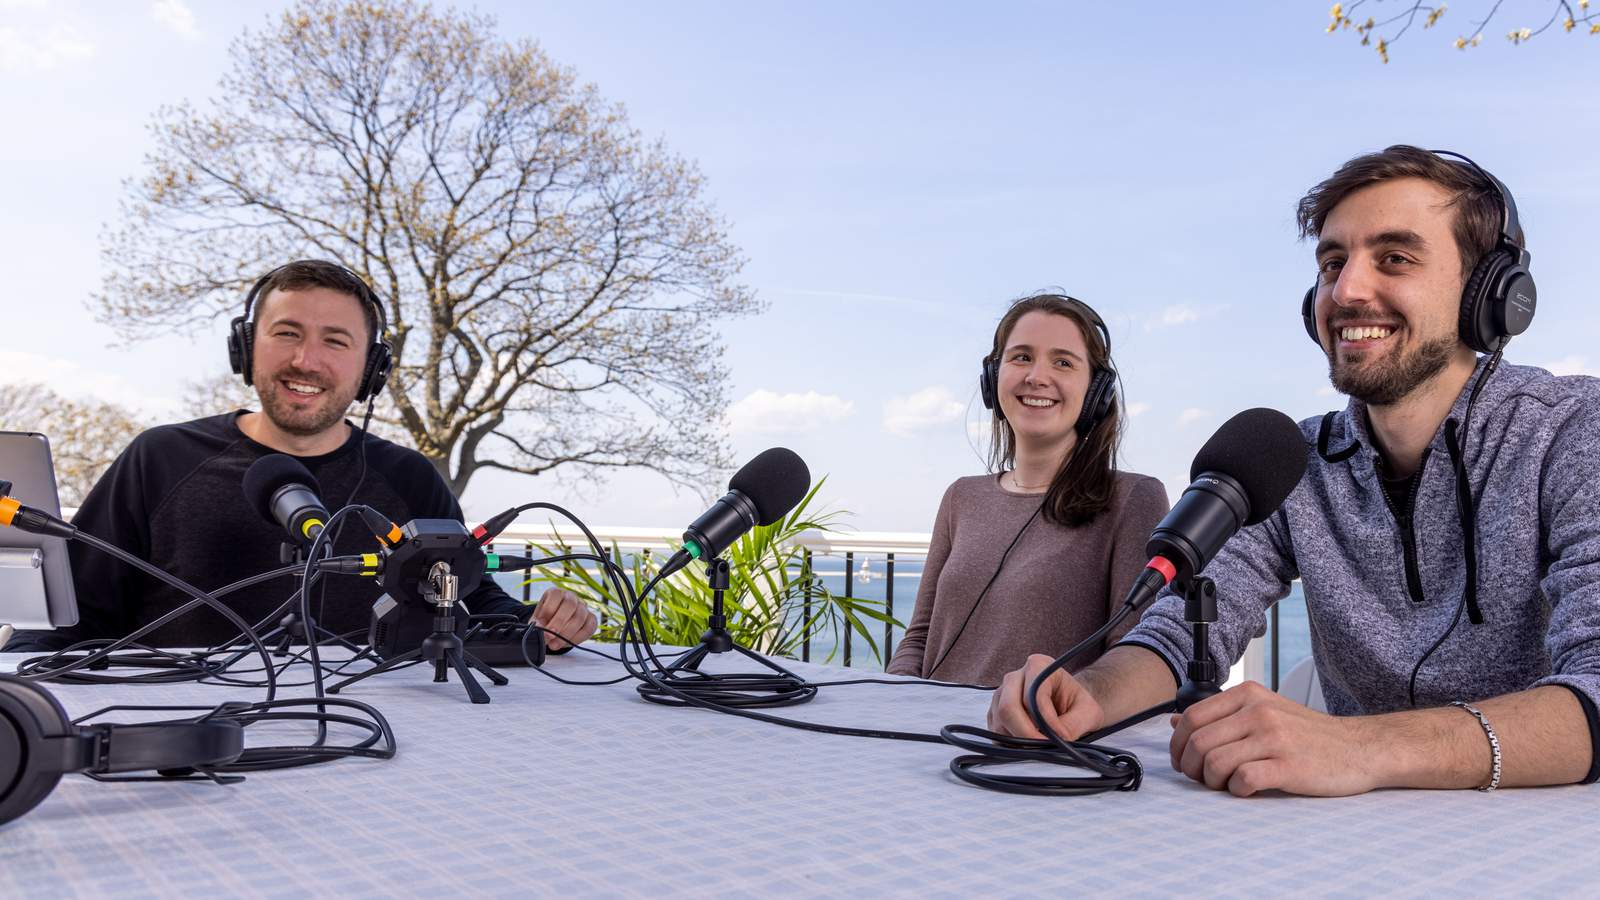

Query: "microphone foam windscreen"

xmin=242 ymin=454 xmax=322 ymax=525
xmin=1189 ymin=408 xmax=1308 ymax=526
xmin=728 ymin=447 xmax=811 ymax=526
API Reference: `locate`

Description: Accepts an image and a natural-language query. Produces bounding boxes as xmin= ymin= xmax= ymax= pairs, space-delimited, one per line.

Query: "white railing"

xmin=480 ymin=520 xmax=1270 ymax=686
xmin=484 ymin=522 xmax=937 ymax=556
xmin=58 ymin=513 xmax=1274 ymax=682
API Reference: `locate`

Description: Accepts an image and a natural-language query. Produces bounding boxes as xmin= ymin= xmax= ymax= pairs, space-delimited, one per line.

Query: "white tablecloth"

xmin=2 ymin=649 xmax=1596 ymax=898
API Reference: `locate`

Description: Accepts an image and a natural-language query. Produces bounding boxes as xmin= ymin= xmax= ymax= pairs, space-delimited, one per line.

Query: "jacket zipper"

xmin=1375 ymin=448 xmax=1430 ymax=605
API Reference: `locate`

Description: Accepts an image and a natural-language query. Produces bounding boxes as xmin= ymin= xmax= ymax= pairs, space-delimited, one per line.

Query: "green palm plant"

xmin=527 ymin=479 xmax=902 ymax=664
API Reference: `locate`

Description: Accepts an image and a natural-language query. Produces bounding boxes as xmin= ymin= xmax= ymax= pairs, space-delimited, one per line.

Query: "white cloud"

xmin=1158 ymin=304 xmax=1200 ymax=327
xmin=883 ymin=386 xmax=965 ymax=436
xmin=1544 ymin=355 xmax=1600 ymax=378
xmin=0 ymin=350 xmax=176 ymax=415
xmin=1176 ymin=407 xmax=1212 ymax=427
xmin=1126 ymin=401 xmax=1151 ymax=418
xmin=1316 ymin=384 xmax=1338 ymax=397
xmin=726 ymin=389 xmax=853 ymax=435
xmin=0 ymin=24 xmax=94 ymax=71
xmin=1142 ymin=302 xmax=1231 ymax=332
xmin=150 ymin=0 xmax=201 ymax=40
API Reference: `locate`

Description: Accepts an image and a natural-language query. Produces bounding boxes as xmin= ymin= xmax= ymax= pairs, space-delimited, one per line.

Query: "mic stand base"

xmin=636 ymin=557 xmax=816 ymax=709
xmin=329 ymin=612 xmax=508 ymax=704
xmin=256 ymin=611 xmax=366 ymax=657
xmin=254 ymin=542 xmax=365 ymax=657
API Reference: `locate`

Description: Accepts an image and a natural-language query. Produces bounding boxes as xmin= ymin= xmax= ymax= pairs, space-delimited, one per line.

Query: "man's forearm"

xmin=1366 ymin=684 xmax=1592 ymax=789
xmin=1076 ymin=644 xmax=1181 ymax=729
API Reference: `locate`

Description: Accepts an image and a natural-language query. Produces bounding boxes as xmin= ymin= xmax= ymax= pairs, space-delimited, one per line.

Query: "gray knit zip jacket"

xmin=1120 ymin=358 xmax=1600 ymax=780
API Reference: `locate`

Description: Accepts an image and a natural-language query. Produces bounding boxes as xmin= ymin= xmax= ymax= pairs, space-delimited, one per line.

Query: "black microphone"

xmin=681 ymin=448 xmax=811 ymax=561
xmin=1123 ymin=408 xmax=1308 ymax=610
xmin=242 ymin=454 xmax=330 ymax=546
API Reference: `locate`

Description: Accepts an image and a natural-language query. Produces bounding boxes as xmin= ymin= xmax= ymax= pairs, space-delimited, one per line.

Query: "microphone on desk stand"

xmin=635 ymin=447 xmax=820 ymax=709
xmin=1108 ymin=406 xmax=1311 ymax=716
xmin=240 ymin=455 xmax=366 ymax=655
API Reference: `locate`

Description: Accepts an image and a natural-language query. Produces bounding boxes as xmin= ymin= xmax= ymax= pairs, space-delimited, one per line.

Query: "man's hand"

xmin=1170 ymin=681 xmax=1379 ymax=797
xmin=531 ymin=587 xmax=599 ymax=652
xmin=986 ymin=653 xmax=1106 ymax=740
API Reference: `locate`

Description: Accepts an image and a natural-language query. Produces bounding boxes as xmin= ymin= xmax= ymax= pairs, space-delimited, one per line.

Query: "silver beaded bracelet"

xmin=1451 ymin=700 xmax=1503 ymax=792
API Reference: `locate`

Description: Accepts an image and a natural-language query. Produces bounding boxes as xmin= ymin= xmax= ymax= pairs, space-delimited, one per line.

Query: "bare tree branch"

xmin=1324 ymin=0 xmax=1598 ymax=60
xmin=98 ymin=0 xmax=756 ymax=499
xmin=0 ymin=384 xmax=149 ymax=507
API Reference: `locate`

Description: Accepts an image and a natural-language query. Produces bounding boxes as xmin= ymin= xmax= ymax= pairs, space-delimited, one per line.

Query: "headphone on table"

xmin=1299 ymin=150 xmax=1537 ymax=354
xmin=0 ymin=674 xmax=244 ymax=826
xmin=980 ymin=295 xmax=1118 ymax=440
xmin=227 ymin=260 xmax=395 ymax=402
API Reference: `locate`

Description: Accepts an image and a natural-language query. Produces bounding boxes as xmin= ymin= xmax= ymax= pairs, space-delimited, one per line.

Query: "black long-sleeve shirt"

xmin=5 ymin=412 xmax=526 ymax=651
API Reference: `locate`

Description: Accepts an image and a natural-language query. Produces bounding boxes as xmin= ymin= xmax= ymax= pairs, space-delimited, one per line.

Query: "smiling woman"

xmin=885 ymin=293 xmax=1170 ymax=686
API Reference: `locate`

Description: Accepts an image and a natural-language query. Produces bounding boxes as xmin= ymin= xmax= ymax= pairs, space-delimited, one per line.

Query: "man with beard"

xmin=987 ymin=146 xmax=1600 ymax=796
xmin=5 ymin=260 xmax=598 ymax=654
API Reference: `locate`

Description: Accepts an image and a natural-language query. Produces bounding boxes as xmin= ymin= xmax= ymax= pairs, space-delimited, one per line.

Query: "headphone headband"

xmin=1427 ymin=149 xmax=1527 ymax=258
xmin=1 ymin=675 xmax=245 ymax=826
xmin=240 ymin=262 xmax=389 ymax=340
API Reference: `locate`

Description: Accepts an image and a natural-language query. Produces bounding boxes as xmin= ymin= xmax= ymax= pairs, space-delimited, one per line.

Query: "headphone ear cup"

xmin=357 ymin=341 xmax=394 ymax=403
xmin=1496 ymin=264 xmax=1536 ymax=340
xmin=1301 ymin=286 xmax=1321 ymax=347
xmin=1459 ymin=252 xmax=1507 ymax=354
xmin=979 ymin=357 xmax=1001 ymax=415
xmin=227 ymin=317 xmax=251 ymax=382
xmin=0 ymin=676 xmax=71 ymax=827
xmin=1075 ymin=369 xmax=1116 ymax=438
xmin=1460 ymin=249 xmax=1536 ymax=354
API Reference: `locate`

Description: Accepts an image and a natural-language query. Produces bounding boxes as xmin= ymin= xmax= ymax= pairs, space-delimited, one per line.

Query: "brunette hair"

xmin=1295 ymin=144 xmax=1507 ymax=281
xmin=255 ymin=259 xmax=382 ymax=344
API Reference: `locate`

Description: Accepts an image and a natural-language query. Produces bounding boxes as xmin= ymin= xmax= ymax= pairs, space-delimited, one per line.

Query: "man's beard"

xmin=255 ymin=368 xmax=358 ymax=437
xmin=1327 ymin=331 xmax=1457 ymax=407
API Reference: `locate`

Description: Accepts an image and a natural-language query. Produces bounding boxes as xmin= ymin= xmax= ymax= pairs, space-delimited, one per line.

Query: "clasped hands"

xmin=988 ymin=654 xmax=1381 ymax=797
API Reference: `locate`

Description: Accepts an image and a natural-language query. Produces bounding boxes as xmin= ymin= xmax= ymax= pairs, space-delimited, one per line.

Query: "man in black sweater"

xmin=5 ymin=260 xmax=598 ymax=652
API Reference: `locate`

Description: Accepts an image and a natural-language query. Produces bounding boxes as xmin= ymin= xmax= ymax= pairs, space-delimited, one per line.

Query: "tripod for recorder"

xmin=329 ymin=560 xmax=508 ymax=704
xmin=637 ymin=556 xmax=817 ymax=708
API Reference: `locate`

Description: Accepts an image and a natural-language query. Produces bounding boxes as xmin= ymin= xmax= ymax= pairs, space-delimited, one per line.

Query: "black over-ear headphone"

xmin=227 ymin=261 xmax=396 ymax=403
xmin=1300 ymin=150 xmax=1537 ymax=354
xmin=981 ymin=295 xmax=1117 ymax=439
xmin=0 ymin=675 xmax=244 ymax=826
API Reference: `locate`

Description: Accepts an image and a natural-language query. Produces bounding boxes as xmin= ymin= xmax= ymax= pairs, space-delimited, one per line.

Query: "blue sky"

xmin=2 ymin=1 xmax=1598 ymax=532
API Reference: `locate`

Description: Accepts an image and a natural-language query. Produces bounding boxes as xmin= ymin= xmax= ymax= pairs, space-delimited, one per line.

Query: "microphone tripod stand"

xmin=253 ymin=542 xmax=365 ymax=656
xmin=637 ymin=556 xmax=817 ymax=708
xmin=329 ymin=560 xmax=508 ymax=704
